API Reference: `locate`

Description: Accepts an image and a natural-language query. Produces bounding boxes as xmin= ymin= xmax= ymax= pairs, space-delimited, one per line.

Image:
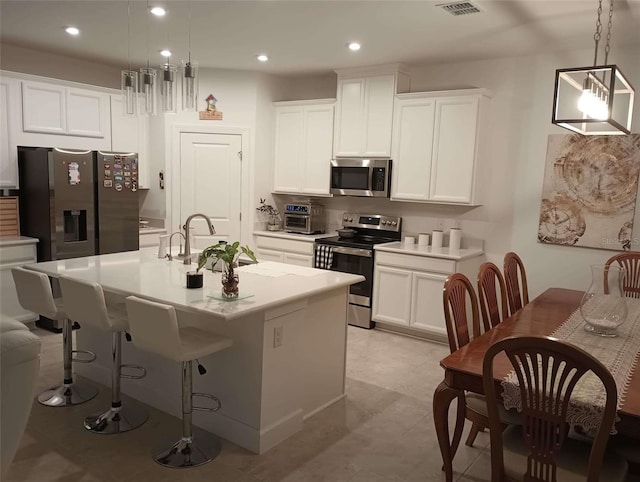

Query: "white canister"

xmin=418 ymin=233 xmax=430 ymax=246
xmin=432 ymin=230 xmax=443 ymax=249
xmin=158 ymin=234 xmax=169 ymax=258
xmin=449 ymin=228 xmax=462 ymax=250
xmin=404 ymin=236 xmax=415 ymax=245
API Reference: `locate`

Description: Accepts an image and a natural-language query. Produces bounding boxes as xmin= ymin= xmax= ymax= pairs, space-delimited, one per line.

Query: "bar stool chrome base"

xmin=84 ymin=402 xmax=149 ymax=434
xmin=38 ymin=380 xmax=98 ymax=407
xmin=154 ymin=428 xmax=221 ymax=468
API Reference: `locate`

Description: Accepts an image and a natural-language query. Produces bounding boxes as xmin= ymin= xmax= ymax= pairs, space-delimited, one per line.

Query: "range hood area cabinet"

xmin=390 ymin=89 xmax=491 ymax=205
xmin=273 ymin=99 xmax=335 ymax=196
xmin=333 ymin=67 xmax=411 ymax=158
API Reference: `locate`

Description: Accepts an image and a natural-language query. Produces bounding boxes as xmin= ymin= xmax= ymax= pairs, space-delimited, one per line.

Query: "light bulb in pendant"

xmin=160 ymin=63 xmax=177 ymax=113
xmin=182 ymin=60 xmax=199 ymax=111
xmin=140 ymin=67 xmax=157 ymax=116
xmin=121 ymin=70 xmax=138 ymax=116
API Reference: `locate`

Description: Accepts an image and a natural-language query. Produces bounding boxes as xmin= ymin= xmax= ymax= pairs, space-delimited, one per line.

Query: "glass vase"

xmin=221 ymin=263 xmax=239 ymax=299
xmin=580 ymin=264 xmax=627 ymax=337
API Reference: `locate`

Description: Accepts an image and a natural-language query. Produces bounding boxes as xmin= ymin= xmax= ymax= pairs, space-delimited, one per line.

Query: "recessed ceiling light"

xmin=150 ymin=6 xmax=166 ymax=17
xmin=348 ymin=42 xmax=361 ymax=51
xmin=160 ymin=49 xmax=172 ymax=57
xmin=257 ymin=54 xmax=269 ymax=62
xmin=65 ymin=26 xmax=80 ymax=36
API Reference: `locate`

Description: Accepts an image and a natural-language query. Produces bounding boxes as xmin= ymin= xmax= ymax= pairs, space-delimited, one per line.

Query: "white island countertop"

xmin=375 ymin=241 xmax=483 ymax=260
xmin=27 ymin=248 xmax=363 ymax=320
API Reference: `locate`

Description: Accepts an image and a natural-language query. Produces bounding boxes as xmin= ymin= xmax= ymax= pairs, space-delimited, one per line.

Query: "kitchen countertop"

xmin=0 ymin=236 xmax=39 ymax=247
xmin=27 ymin=248 xmax=363 ymax=320
xmin=375 ymin=241 xmax=483 ymax=261
xmin=253 ymin=230 xmax=335 ymax=242
xmin=139 ymin=227 xmax=167 ymax=235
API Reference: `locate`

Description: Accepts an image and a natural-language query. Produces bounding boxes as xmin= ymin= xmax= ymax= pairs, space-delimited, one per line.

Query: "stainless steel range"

xmin=314 ymin=213 xmax=402 ymax=329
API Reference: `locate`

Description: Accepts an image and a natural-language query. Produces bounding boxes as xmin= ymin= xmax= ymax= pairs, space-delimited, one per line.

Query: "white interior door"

xmin=180 ymin=132 xmax=242 ymax=248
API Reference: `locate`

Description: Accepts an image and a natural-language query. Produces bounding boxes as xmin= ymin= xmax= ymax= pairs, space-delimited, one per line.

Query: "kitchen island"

xmin=27 ymin=249 xmax=363 ymax=453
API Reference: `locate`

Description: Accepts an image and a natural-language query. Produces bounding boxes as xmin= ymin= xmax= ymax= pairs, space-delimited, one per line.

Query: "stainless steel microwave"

xmin=330 ymin=158 xmax=391 ymax=197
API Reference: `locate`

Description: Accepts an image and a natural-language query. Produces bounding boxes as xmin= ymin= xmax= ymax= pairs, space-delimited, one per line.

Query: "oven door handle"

xmin=331 ymin=246 xmax=373 ymax=258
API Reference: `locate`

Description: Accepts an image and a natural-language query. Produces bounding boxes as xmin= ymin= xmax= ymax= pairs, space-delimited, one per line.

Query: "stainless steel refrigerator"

xmin=18 ymin=147 xmax=139 ymax=328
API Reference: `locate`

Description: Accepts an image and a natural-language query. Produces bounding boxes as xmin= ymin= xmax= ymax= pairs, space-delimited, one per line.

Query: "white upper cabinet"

xmin=0 ymin=76 xmax=21 ymax=188
xmin=22 ymin=81 xmax=66 ymax=134
xmin=22 ymin=80 xmax=109 ymax=139
xmin=110 ymin=95 xmax=150 ymax=188
xmin=391 ymin=97 xmax=436 ymax=201
xmin=390 ymin=89 xmax=490 ymax=205
xmin=333 ymin=67 xmax=410 ymax=158
xmin=66 ymin=88 xmax=109 ymax=138
xmin=273 ymin=99 xmax=334 ymax=196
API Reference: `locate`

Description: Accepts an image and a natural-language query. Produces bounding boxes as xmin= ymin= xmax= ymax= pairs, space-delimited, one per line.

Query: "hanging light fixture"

xmin=121 ymin=0 xmax=138 ymax=117
xmin=552 ymin=0 xmax=634 ymax=135
xmin=140 ymin=0 xmax=157 ymax=116
xmin=160 ymin=63 xmax=178 ymax=113
xmin=182 ymin=0 xmax=199 ymax=111
xmin=159 ymin=5 xmax=177 ymax=113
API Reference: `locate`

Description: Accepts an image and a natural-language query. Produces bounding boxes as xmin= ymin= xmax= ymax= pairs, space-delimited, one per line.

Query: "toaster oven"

xmin=283 ymin=203 xmax=325 ymax=234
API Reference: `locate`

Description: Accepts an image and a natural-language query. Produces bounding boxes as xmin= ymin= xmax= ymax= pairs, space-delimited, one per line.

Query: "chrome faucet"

xmin=166 ymin=231 xmax=186 ymax=261
xmin=182 ymin=213 xmax=216 ymax=265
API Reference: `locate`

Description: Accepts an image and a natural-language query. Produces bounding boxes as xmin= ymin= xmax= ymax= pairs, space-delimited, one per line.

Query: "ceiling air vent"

xmin=438 ymin=1 xmax=482 ymax=16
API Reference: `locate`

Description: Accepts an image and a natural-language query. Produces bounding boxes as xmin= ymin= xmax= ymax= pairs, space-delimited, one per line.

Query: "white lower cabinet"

xmin=255 ymin=248 xmax=285 ymax=263
xmin=372 ymin=250 xmax=482 ymax=339
xmin=0 ymin=239 xmax=39 ymax=325
xmin=254 ymin=235 xmax=315 ymax=268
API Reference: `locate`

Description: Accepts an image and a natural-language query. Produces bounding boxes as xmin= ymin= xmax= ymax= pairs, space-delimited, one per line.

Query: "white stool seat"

xmin=125 ymin=296 xmax=232 ymax=361
xmin=59 ymin=276 xmax=129 ymax=333
xmin=58 ymin=275 xmax=148 ymax=434
xmin=11 ymin=267 xmax=98 ymax=407
xmin=125 ymin=295 xmax=233 ymax=469
xmin=173 ymin=327 xmax=233 ymax=362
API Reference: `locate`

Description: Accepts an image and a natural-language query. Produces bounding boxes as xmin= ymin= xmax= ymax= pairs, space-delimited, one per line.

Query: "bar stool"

xmin=58 ymin=276 xmax=148 ymax=434
xmin=11 ymin=267 xmax=97 ymax=406
xmin=125 ymin=296 xmax=233 ymax=468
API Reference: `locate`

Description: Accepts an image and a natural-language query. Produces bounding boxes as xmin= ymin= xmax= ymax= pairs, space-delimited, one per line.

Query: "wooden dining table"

xmin=433 ymin=287 xmax=640 ymax=482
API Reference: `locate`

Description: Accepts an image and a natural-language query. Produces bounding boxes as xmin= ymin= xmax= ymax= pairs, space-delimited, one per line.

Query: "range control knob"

xmin=391 ymin=221 xmax=397 ymax=226
xmin=343 ymin=216 xmax=348 ymax=221
xmin=348 ymin=217 xmax=353 ymax=222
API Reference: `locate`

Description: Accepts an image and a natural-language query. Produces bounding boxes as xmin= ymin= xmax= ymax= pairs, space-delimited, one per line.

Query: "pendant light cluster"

xmin=552 ymin=0 xmax=634 ymax=135
xmin=121 ymin=1 xmax=199 ymax=117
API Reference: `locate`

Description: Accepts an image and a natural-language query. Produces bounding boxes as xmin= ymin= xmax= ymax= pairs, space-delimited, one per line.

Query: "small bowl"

xmin=337 ymin=228 xmax=356 ymax=238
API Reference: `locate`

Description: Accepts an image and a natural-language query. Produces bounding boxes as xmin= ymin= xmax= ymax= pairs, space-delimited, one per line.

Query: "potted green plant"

xmin=197 ymin=241 xmax=258 ymax=298
xmin=256 ymin=198 xmax=280 ymax=231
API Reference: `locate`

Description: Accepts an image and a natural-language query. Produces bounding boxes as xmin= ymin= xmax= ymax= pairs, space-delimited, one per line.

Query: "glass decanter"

xmin=580 ymin=264 xmax=627 ymax=337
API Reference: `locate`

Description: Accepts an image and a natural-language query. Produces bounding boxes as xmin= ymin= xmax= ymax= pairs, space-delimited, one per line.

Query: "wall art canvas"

xmin=538 ymin=134 xmax=640 ymax=251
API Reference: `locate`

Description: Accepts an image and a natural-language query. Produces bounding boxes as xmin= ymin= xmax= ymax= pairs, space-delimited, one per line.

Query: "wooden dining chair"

xmin=483 ymin=336 xmax=627 ymax=482
xmin=477 ymin=262 xmax=509 ymax=331
xmin=503 ymin=252 xmax=529 ymax=315
xmin=442 ymin=273 xmax=487 ymax=449
xmin=605 ymin=252 xmax=640 ymax=298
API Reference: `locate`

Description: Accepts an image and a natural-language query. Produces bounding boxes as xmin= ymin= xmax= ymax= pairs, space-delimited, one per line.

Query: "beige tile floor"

xmin=6 ymin=327 xmax=493 ymax=481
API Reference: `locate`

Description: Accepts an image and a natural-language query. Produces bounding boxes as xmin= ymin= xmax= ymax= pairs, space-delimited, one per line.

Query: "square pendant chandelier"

xmin=551 ymin=0 xmax=635 ymax=135
xmin=552 ymin=64 xmax=634 ymax=135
